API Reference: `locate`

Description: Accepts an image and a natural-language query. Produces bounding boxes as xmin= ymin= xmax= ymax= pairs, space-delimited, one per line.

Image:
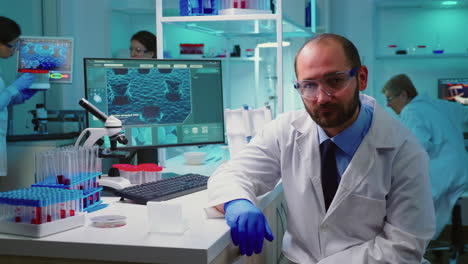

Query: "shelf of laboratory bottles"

xmin=376 ymin=53 xmax=468 ymax=59
xmin=160 ymin=13 xmax=278 ymax=22
xmin=160 ymin=14 xmax=311 ymax=38
xmin=161 ymin=14 xmax=279 ymax=36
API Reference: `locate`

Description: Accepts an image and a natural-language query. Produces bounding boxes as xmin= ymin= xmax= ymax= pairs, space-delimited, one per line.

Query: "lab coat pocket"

xmin=333 ymin=193 xmax=386 ymax=241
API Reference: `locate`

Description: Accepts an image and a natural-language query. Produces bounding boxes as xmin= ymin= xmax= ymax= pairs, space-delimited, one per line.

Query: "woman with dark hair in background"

xmin=0 ymin=16 xmax=37 ymax=177
xmin=130 ymin=30 xmax=156 ymax=59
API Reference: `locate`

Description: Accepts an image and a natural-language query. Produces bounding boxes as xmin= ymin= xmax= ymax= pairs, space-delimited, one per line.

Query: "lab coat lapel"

xmin=324 ymin=137 xmax=376 ymax=218
xmin=293 ymin=113 xmax=327 ymax=216
xmin=324 ymin=97 xmax=389 ymax=219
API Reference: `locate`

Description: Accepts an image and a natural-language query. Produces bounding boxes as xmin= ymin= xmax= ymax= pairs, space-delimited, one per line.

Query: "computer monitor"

xmin=438 ymin=78 xmax=468 ymax=101
xmin=83 ymin=58 xmax=225 ymax=150
xmin=17 ymin=36 xmax=74 ymax=86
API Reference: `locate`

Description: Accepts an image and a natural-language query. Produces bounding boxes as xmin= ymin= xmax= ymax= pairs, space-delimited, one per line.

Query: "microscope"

xmin=75 ymin=98 xmax=133 ymax=190
xmin=75 ymin=98 xmax=128 ymax=149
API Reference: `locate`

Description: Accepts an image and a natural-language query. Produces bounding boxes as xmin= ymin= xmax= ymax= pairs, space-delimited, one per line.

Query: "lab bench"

xmin=0 ymin=184 xmax=285 ymax=264
xmin=0 ymin=147 xmax=287 ymax=264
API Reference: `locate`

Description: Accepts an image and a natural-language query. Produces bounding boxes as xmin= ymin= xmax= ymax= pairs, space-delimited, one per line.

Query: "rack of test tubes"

xmin=0 ymin=187 xmax=85 ymax=237
xmin=32 ymin=146 xmax=103 ymax=212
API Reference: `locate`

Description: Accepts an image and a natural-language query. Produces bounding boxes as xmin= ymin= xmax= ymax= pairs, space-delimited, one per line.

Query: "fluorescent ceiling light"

xmin=257 ymin=41 xmax=291 ymax=48
xmin=441 ymin=1 xmax=458 ymax=5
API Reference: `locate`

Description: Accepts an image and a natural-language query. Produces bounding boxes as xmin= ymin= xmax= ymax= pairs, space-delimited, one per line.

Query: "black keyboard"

xmin=115 ymin=173 xmax=209 ymax=204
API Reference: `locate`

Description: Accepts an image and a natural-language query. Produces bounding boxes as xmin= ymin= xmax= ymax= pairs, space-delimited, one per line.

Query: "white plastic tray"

xmin=0 ymin=214 xmax=85 ymax=238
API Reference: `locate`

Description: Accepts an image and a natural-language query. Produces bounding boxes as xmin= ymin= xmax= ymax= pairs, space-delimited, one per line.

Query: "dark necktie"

xmin=320 ymin=139 xmax=339 ymax=211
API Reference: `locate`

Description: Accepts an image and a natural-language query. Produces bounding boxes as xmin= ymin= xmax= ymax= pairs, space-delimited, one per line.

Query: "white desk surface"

xmin=0 ymin=152 xmax=284 ymax=264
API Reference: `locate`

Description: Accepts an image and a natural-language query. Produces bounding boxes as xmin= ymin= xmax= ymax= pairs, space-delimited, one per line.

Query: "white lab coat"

xmin=208 ymin=94 xmax=435 ymax=263
xmin=0 ymin=70 xmax=24 ymax=176
xmin=399 ymin=94 xmax=468 ymax=238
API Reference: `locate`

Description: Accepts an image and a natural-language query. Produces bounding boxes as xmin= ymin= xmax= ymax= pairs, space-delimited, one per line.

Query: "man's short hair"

xmin=0 ymin=16 xmax=21 ymax=44
xmin=294 ymin=33 xmax=362 ymax=77
xmin=382 ymin=74 xmax=418 ymax=98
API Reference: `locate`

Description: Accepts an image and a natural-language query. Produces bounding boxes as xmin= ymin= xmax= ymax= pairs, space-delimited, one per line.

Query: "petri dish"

xmin=90 ymin=215 xmax=127 ymax=228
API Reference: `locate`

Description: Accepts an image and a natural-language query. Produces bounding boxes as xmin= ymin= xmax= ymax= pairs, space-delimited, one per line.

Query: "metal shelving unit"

xmin=155 ymin=0 xmax=313 ymax=114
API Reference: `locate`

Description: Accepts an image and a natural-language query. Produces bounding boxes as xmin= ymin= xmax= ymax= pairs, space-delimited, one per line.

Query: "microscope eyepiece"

xmin=79 ymin=98 xmax=108 ymax=122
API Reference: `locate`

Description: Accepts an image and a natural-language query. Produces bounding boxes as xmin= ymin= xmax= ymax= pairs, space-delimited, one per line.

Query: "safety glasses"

xmin=3 ymin=41 xmax=20 ymax=51
xmin=294 ymin=67 xmax=359 ymax=100
xmin=386 ymin=94 xmax=401 ymax=104
xmin=129 ymin=47 xmax=149 ymax=55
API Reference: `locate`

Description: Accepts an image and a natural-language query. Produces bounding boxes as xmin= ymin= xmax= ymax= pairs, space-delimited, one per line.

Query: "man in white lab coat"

xmin=382 ymin=74 xmax=468 ymax=239
xmin=0 ymin=16 xmax=37 ymax=176
xmin=207 ymin=34 xmax=436 ymax=263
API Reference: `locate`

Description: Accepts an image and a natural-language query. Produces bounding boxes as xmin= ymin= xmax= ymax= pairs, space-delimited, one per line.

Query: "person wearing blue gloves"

xmin=382 ymin=74 xmax=468 ymax=239
xmin=223 ymin=199 xmax=274 ymax=256
xmin=207 ymin=34 xmax=436 ymax=263
xmin=0 ymin=16 xmax=38 ymax=176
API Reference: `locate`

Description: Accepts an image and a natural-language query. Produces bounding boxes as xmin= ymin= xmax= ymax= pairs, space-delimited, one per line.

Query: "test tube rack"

xmin=0 ymin=214 xmax=85 ymax=238
xmin=0 ymin=187 xmax=85 ymax=237
xmin=32 ymin=172 xmax=103 ymax=212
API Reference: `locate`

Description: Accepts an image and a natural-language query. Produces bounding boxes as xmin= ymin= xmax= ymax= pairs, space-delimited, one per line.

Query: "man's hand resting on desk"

xmin=223 ymin=199 xmax=274 ymax=256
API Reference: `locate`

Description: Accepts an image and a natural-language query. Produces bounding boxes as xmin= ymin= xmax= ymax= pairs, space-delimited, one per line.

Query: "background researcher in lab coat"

xmin=382 ymin=73 xmax=468 ymax=238
xmin=207 ymin=34 xmax=435 ymax=263
xmin=0 ymin=16 xmax=38 ymax=177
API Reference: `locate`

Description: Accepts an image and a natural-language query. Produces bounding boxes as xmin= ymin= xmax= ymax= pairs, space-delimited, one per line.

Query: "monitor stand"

xmin=136 ymin=149 xmax=159 ymax=164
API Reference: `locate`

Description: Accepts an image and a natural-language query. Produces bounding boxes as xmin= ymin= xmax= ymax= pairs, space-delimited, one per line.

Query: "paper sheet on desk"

xmin=204 ymin=206 xmax=225 ymax=218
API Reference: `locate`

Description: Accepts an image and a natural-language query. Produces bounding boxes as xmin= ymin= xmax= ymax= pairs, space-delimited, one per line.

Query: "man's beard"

xmin=306 ymin=86 xmax=360 ymax=128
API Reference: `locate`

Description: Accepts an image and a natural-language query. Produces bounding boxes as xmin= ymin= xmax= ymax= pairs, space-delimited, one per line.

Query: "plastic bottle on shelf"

xmin=416 ymin=45 xmax=427 ymax=55
xmin=179 ymin=0 xmax=205 ymax=16
xmin=179 ymin=0 xmax=192 ymax=16
xmin=219 ymin=0 xmax=271 ymax=15
xmin=387 ymin=44 xmax=398 ymax=55
xmin=406 ymin=43 xmax=417 ymax=55
xmin=433 ymin=34 xmax=444 ymax=54
xmin=203 ymin=0 xmax=217 ymax=15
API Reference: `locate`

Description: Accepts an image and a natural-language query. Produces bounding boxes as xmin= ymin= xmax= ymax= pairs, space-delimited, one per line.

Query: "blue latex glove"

xmin=224 ymin=199 xmax=274 ymax=256
xmin=21 ymin=88 xmax=40 ymax=100
xmin=10 ymin=73 xmax=35 ymax=94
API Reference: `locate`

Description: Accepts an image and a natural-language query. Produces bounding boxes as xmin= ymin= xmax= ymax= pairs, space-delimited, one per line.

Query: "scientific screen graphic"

xmin=84 ymin=58 xmax=225 ymax=149
xmin=17 ymin=36 xmax=73 ymax=83
xmin=106 ymin=67 xmax=192 ymax=125
xmin=438 ymin=78 xmax=468 ymax=101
